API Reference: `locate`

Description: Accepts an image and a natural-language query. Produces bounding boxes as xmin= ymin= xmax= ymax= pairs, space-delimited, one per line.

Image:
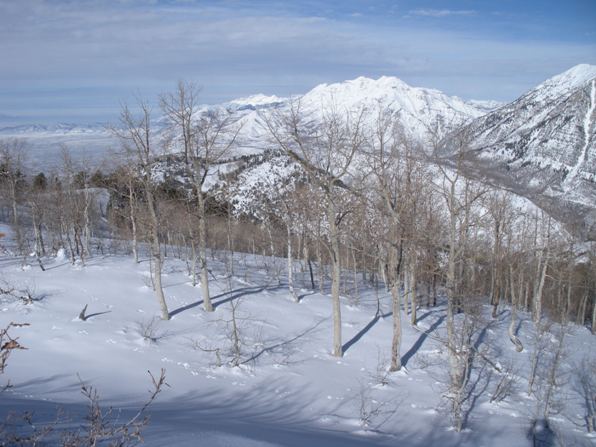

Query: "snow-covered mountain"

xmin=195 ymin=75 xmax=489 ymax=151
xmin=0 ymin=122 xmax=110 ymax=135
xmin=441 ymin=64 xmax=596 ymax=240
xmin=228 ymin=94 xmax=287 ymax=108
xmin=465 ymin=99 xmax=505 ymax=114
xmin=4 ymin=68 xmax=595 ymax=240
xmin=296 ymin=76 xmax=485 ymax=140
xmin=0 ymin=75 xmax=488 ymax=168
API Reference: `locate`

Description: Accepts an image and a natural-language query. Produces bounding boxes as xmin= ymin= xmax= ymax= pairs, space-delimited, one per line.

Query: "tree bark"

xmin=328 ymin=200 xmax=343 ymax=357
xmin=197 ymin=190 xmax=212 ymax=312
xmin=533 ymin=247 xmax=548 ymax=324
xmin=389 ymin=280 xmax=403 ymax=371
xmin=508 ymin=266 xmax=523 ymax=352
xmin=146 ymin=189 xmax=169 ymax=320
xmin=287 ymin=225 xmax=298 ymax=302
xmin=410 ymin=262 xmax=417 ymax=326
xmin=128 ymin=178 xmax=139 ymax=263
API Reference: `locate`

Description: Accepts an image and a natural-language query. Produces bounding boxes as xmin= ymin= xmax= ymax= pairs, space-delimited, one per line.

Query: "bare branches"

xmin=59 ymin=369 xmax=168 ymax=447
xmin=0 ymin=281 xmax=41 ymax=305
xmin=0 ymin=322 xmax=28 ymax=376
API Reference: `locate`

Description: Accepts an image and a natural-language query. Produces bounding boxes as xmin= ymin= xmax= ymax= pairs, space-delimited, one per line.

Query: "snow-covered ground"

xmin=0 ymin=224 xmax=594 ymax=446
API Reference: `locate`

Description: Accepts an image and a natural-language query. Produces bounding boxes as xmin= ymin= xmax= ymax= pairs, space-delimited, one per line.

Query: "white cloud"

xmin=0 ymin=0 xmax=595 ymax=121
xmin=409 ymin=9 xmax=476 ymax=17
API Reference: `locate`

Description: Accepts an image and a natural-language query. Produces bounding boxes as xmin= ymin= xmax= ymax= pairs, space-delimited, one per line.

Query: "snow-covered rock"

xmin=441 ymin=64 xmax=596 ymax=240
xmin=297 ymin=75 xmax=484 ymax=142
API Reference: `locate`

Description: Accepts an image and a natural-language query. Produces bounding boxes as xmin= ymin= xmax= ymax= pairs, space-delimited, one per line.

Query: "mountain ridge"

xmin=2 ymin=66 xmax=594 ymax=240
xmin=440 ymin=64 xmax=596 ymax=240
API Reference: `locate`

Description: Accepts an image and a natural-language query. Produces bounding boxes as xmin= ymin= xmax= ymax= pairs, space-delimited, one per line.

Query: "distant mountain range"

xmin=0 ymin=74 xmax=496 ymax=151
xmin=0 ymin=122 xmax=111 ymax=134
xmin=1 ymin=65 xmax=594 ymax=239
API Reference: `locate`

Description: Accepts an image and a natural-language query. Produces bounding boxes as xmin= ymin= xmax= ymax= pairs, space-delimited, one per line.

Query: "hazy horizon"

xmin=1 ymin=0 xmax=595 ymax=125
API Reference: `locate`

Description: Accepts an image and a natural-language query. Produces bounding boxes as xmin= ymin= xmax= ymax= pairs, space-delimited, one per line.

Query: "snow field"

xmin=0 ymin=226 xmax=594 ymax=446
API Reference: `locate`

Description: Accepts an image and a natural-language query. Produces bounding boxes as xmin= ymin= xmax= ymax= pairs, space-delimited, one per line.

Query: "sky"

xmin=1 ymin=0 xmax=595 ymax=125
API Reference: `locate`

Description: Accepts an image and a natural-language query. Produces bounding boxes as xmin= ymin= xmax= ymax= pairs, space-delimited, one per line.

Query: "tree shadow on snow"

xmin=142 ymin=380 xmax=516 ymax=447
xmin=1 ymin=375 xmax=525 ymax=447
xmin=169 ymin=285 xmax=286 ymax=317
xmin=342 ymin=310 xmax=392 ymax=354
xmin=297 ymin=290 xmax=316 ymax=302
xmin=401 ymin=314 xmax=446 ymax=368
xmin=241 ymin=317 xmax=328 ymax=365
xmin=416 ymin=307 xmax=443 ymax=324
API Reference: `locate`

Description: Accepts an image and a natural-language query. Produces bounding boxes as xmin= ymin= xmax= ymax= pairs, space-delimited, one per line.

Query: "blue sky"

xmin=1 ymin=0 xmax=595 ymax=124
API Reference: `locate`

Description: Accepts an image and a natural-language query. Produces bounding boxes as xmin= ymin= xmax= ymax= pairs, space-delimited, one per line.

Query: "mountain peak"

xmin=298 ymin=74 xmax=486 ymax=141
xmin=349 ymin=75 xmax=409 ymax=86
xmin=445 ymin=63 xmax=596 ymax=240
xmin=228 ymin=94 xmax=286 ymax=107
xmin=535 ymin=63 xmax=596 ymax=95
xmin=307 ymin=75 xmax=413 ymax=96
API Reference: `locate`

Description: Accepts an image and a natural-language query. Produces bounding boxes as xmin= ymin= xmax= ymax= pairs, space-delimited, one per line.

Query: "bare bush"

xmin=358 ymin=386 xmax=386 ymax=429
xmin=490 ymin=360 xmax=518 ymax=403
xmin=370 ymin=349 xmax=390 ymax=387
xmin=0 ymin=280 xmax=43 ymax=305
xmin=2 ymin=370 xmax=168 ymax=446
xmin=189 ymin=338 xmax=223 ymax=368
xmin=62 ymin=370 xmax=168 ymax=446
xmin=0 ymin=322 xmax=168 ymax=446
xmin=202 ymin=299 xmax=263 ymax=368
xmin=575 ymin=357 xmax=596 ymax=433
xmin=0 ymin=322 xmax=28 ymax=382
xmin=136 ymin=317 xmax=170 ymax=343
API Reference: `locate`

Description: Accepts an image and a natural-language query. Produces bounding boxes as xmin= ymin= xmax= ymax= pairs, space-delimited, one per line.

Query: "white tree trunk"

xmin=197 ymin=191 xmax=212 ymax=312
xmin=403 ymin=269 xmax=410 ymax=315
xmin=287 ymin=225 xmax=298 ymax=302
xmin=508 ymin=266 xmax=523 ymax=352
xmin=191 ymin=240 xmax=197 ymax=287
xmin=390 ymin=281 xmax=402 ymax=371
xmin=410 ymin=262 xmax=417 ymax=326
xmin=533 ymin=247 xmax=548 ymax=324
xmin=328 ymin=201 xmax=343 ymax=357
xmin=128 ymin=180 xmax=139 ymax=263
xmin=152 ymin=244 xmax=169 ymax=320
xmin=146 ymin=189 xmax=169 ymax=320
xmin=83 ymin=185 xmax=91 ymax=259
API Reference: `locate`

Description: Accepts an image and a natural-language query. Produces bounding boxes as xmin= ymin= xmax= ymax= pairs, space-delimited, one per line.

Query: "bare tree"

xmin=161 ymin=81 xmax=240 ymax=312
xmin=532 ymin=213 xmax=551 ymax=324
xmin=365 ymin=111 xmax=411 ymax=371
xmin=431 ymin=139 xmax=487 ymax=431
xmin=0 ymin=140 xmax=27 ymax=256
xmin=27 ymin=172 xmax=48 ymax=269
xmin=485 ymin=190 xmax=511 ymax=319
xmin=265 ymin=101 xmax=365 ymax=357
xmin=113 ymin=101 xmax=170 ymax=320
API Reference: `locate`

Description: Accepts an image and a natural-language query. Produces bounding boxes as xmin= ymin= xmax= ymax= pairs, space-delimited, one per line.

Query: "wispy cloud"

xmin=0 ymin=1 xmax=594 ymax=123
xmin=409 ymin=9 xmax=476 ymax=18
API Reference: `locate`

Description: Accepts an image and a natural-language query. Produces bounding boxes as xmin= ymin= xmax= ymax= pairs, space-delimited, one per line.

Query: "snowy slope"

xmin=229 ymin=94 xmax=287 ymax=107
xmin=441 ymin=64 xmax=596 ymax=241
xmin=465 ymin=99 xmax=505 ymax=114
xmin=178 ymin=75 xmax=488 ymax=161
xmin=0 ymin=224 xmax=594 ymax=446
xmin=449 ymin=64 xmax=596 ymax=170
xmin=298 ymin=76 xmax=484 ymax=141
